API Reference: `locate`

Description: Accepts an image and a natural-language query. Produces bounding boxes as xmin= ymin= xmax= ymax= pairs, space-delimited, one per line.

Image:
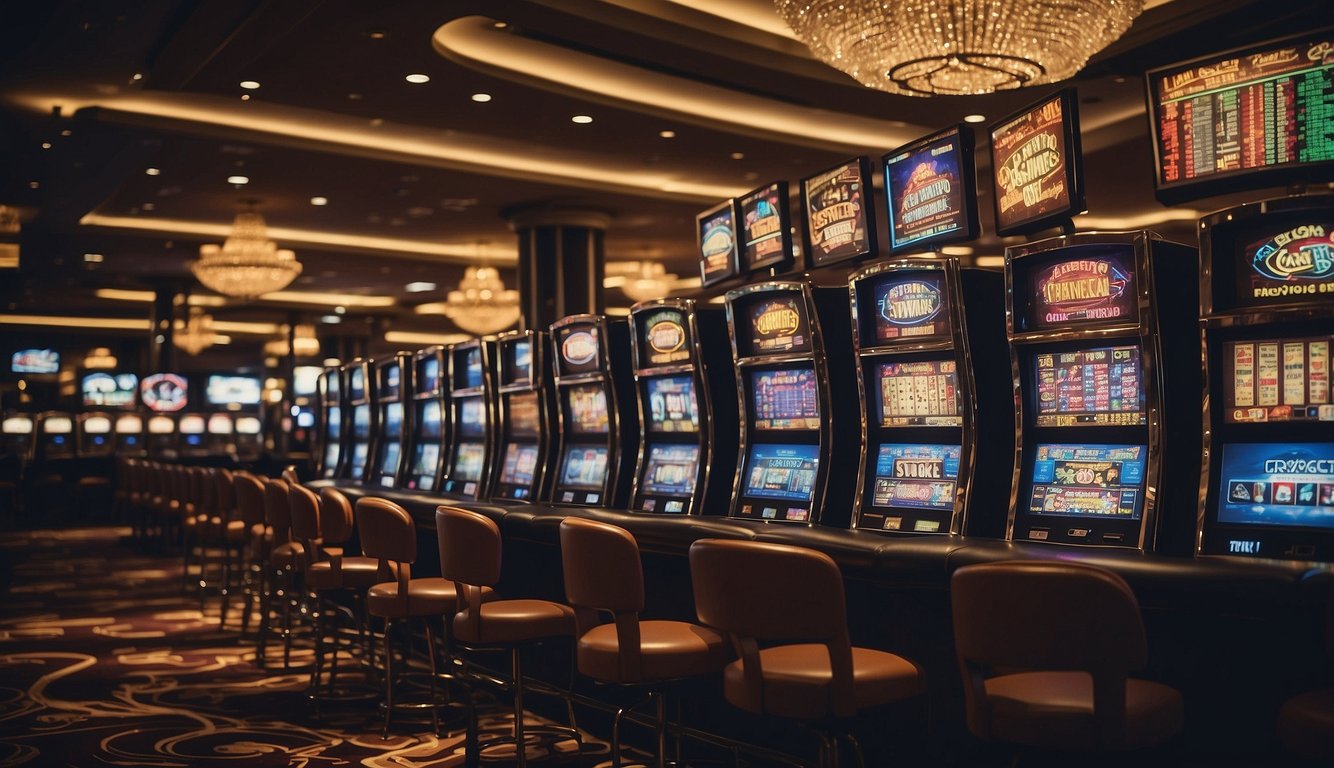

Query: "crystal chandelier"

xmin=174 ymin=306 xmax=217 ymax=356
xmin=773 ymin=0 xmax=1143 ymax=96
xmin=263 ymin=323 xmax=322 ymax=358
xmin=442 ymin=266 xmax=520 ymax=335
xmin=192 ymin=212 xmax=302 ymax=298
xmin=607 ymin=261 xmax=679 ymax=303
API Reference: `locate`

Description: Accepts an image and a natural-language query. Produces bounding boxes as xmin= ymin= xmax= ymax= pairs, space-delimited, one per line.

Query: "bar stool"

xmin=560 ymin=517 xmax=728 ymax=768
xmin=230 ymin=472 xmax=267 ymax=635
xmin=258 ymin=477 xmax=303 ymax=669
xmin=688 ymin=539 xmax=924 ymax=768
xmin=1277 ymin=585 xmax=1334 ymax=760
xmin=951 ymin=561 xmax=1183 ymax=754
xmin=436 ymin=505 xmax=581 ymax=767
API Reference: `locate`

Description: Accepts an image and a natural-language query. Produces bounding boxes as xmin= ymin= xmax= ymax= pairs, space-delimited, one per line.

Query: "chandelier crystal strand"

xmin=773 ymin=0 xmax=1142 ymax=96
xmin=192 ymin=212 xmax=302 ymax=298
xmin=441 ymin=266 xmax=520 ymax=335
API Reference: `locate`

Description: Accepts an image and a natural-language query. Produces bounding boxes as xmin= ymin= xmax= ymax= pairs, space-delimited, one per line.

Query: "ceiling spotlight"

xmin=963 ymin=114 xmax=987 ymax=124
xmin=730 ymin=152 xmax=745 ymax=160
xmin=83 ymin=253 xmax=104 ymax=263
xmin=405 ymin=73 xmax=431 ymax=84
xmin=28 ymin=181 xmax=38 ymax=189
xmin=40 ymin=142 xmax=51 ymax=149
xmin=240 ymin=94 xmax=251 ymax=101
xmin=60 ymin=129 xmax=71 ymax=137
xmin=131 ymin=72 xmax=143 ymax=81
xmin=334 ymin=306 xmax=346 ymax=315
xmin=659 ymin=130 xmax=676 ymax=139
xmin=145 ymin=167 xmax=160 ymax=175
xmin=367 ymin=29 xmax=388 ymax=39
xmin=405 ymin=281 xmax=437 ymax=293
xmin=309 ymin=196 xmax=328 ymax=206
xmin=320 ymin=314 xmax=341 ymax=324
xmin=226 ymin=175 xmax=249 ymax=185
xmin=493 ymin=21 xmax=508 ymax=29
xmin=571 ymin=114 xmax=593 ymax=124
xmin=471 ymin=93 xmax=492 ymax=102
xmin=239 ymin=80 xmax=261 ymax=90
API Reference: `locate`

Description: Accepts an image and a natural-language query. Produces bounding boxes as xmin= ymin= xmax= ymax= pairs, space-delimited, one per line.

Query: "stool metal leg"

xmin=512 ymin=647 xmax=527 ymax=768
xmin=381 ymin=617 xmax=395 ymax=739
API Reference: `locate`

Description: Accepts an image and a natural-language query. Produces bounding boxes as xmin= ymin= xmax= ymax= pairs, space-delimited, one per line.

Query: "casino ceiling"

xmin=0 ymin=0 xmax=1329 ymax=357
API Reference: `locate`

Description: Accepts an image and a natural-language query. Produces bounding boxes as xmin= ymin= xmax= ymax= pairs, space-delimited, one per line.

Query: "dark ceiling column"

xmin=148 ymin=286 xmax=178 ymax=374
xmin=504 ymin=206 xmax=612 ymax=331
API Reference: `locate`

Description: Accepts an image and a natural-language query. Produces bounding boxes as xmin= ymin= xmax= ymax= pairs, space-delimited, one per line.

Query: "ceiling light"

xmin=309 ymin=196 xmax=328 ymax=206
xmin=259 ymin=290 xmax=394 ymax=307
xmin=385 ymin=331 xmax=471 ymax=346
xmin=775 ymin=0 xmax=1142 ymax=96
xmin=320 ymin=314 xmax=341 ymax=324
xmin=605 ymin=261 xmax=678 ymax=303
xmin=60 ymin=129 xmax=71 ymax=136
xmin=975 ymin=256 xmax=1006 ymax=268
xmin=145 ymin=167 xmax=160 ymax=175
xmin=367 ymin=29 xmax=388 ymax=40
xmin=83 ymin=253 xmax=103 ymax=263
xmin=131 ymin=73 xmax=143 ymax=81
xmin=239 ymin=80 xmax=260 ymax=90
xmin=83 ymin=347 xmax=118 ymax=369
xmin=173 ymin=307 xmax=217 ymax=356
xmin=334 ymin=305 xmax=346 ymax=314
xmin=192 ymin=212 xmax=302 ymax=298
xmin=730 ymin=152 xmax=745 ymax=160
xmin=240 ymin=94 xmax=251 ymax=101
xmin=226 ymin=175 xmax=249 ymax=185
xmin=441 ymin=266 xmax=520 ymax=334
xmin=963 ymin=114 xmax=987 ymax=124
xmin=40 ymin=142 xmax=51 ymax=149
xmin=28 ymin=181 xmax=38 ymax=189
xmin=471 ymin=93 xmax=492 ymax=102
xmin=571 ymin=114 xmax=593 ymax=124
xmin=405 ymin=281 xmax=437 ymax=293
xmin=658 ymin=130 xmax=676 ymax=138
xmin=405 ymin=73 xmax=431 ymax=84
xmin=493 ymin=21 xmax=508 ymax=29
xmin=263 ymin=323 xmax=321 ymax=358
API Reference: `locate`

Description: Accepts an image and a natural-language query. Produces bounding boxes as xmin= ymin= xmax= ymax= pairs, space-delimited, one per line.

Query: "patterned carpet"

xmin=0 ymin=527 xmax=603 ymax=767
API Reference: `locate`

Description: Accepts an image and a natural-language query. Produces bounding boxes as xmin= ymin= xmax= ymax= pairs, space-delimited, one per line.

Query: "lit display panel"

xmin=642 ymin=444 xmax=700 ymax=496
xmin=647 ymin=375 xmax=699 ymax=433
xmin=871 ymin=444 xmax=961 ymax=510
xmin=566 ymin=384 xmax=610 ymax=434
xmin=498 ymin=443 xmax=540 ymax=487
xmin=750 ymin=368 xmax=820 ymax=430
xmin=877 ymin=360 xmax=961 ymax=426
xmin=1034 ymin=346 xmax=1146 ymax=426
xmin=453 ymin=442 xmax=486 ymax=483
xmin=871 ymin=276 xmax=950 ymax=341
xmin=560 ymin=446 xmax=609 ymax=490
xmin=506 ymin=392 xmax=540 ymax=437
xmin=743 ymin=444 xmax=819 ymax=502
xmin=1225 ymin=337 xmax=1333 ymax=423
xmin=458 ymin=397 xmax=486 ymax=438
xmin=1218 ymin=442 xmax=1334 ymax=529
xmin=1029 ymin=443 xmax=1147 ymax=519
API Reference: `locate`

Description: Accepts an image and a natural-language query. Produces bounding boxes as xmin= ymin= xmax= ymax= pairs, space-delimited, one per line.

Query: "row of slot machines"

xmin=316 ymin=193 xmax=1333 ymax=562
xmin=0 ymin=411 xmax=265 ymax=462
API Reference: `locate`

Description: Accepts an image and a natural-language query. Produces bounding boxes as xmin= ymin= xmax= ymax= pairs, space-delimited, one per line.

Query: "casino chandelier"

xmin=442 ymin=265 xmax=521 ymax=335
xmin=174 ymin=306 xmax=217 ymax=356
xmin=263 ymin=323 xmax=322 ymax=358
xmin=191 ymin=212 xmax=302 ymax=298
xmin=773 ymin=0 xmax=1143 ymax=96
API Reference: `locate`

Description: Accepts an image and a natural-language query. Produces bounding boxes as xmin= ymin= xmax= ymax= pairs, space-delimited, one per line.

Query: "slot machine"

xmin=441 ymin=340 xmax=496 ymax=500
xmin=77 ymin=412 xmax=114 ymax=456
xmin=404 ymin=346 xmax=448 ymax=492
xmin=317 ymin=366 xmax=345 ymax=479
xmin=341 ymin=359 xmax=376 ymax=484
xmin=37 ymin=412 xmax=76 ymax=461
xmin=202 ymin=374 xmax=261 ymax=454
xmin=205 ymin=413 xmax=235 ymax=455
xmin=549 ymin=315 xmax=638 ymax=507
xmin=177 ymin=413 xmax=209 ymax=457
xmin=628 ymin=298 xmax=738 ymax=515
xmin=233 ymin=415 xmax=263 ymax=460
xmin=1 ymin=414 xmax=35 ymax=460
xmin=113 ymin=413 xmax=144 ymax=455
xmin=725 ymin=281 xmax=858 ymax=526
xmin=489 ymin=331 xmax=556 ymax=503
xmin=145 ymin=414 xmax=178 ymax=456
xmin=371 ymin=353 xmax=412 ymax=489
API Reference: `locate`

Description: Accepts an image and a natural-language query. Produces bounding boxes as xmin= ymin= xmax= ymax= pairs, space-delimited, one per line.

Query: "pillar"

xmin=504 ymin=206 xmax=612 ymax=331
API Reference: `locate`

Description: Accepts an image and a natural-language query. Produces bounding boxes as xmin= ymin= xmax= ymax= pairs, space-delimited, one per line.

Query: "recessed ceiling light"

xmin=60 ymin=129 xmax=71 ymax=137
xmin=405 ymin=281 xmax=437 ymax=293
xmin=131 ymin=72 xmax=143 ymax=81
xmin=963 ymin=114 xmax=986 ymax=123
xmin=405 ymin=73 xmax=431 ymax=84
xmin=226 ymin=175 xmax=249 ymax=185
xmin=493 ymin=21 xmax=508 ymax=29
xmin=145 ymin=167 xmax=160 ymax=176
xmin=471 ymin=93 xmax=492 ymax=103
xmin=571 ymin=114 xmax=593 ymax=124
xmin=659 ymin=130 xmax=676 ymax=139
xmin=239 ymin=80 xmax=261 ymax=90
xmin=320 ymin=314 xmax=341 ymax=324
xmin=310 ymin=196 xmax=328 ymax=206
xmin=240 ymin=94 xmax=251 ymax=101
xmin=367 ymin=29 xmax=388 ymax=40
xmin=83 ymin=253 xmax=104 ymax=263
xmin=730 ymin=152 xmax=745 ymax=160
xmin=334 ymin=306 xmax=346 ymax=315
xmin=40 ymin=142 xmax=51 ymax=149
xmin=28 ymin=181 xmax=38 ymax=189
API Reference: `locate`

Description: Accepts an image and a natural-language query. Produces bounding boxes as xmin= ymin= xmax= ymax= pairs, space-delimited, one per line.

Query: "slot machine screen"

xmin=1224 ymin=337 xmax=1333 ymax=423
xmin=559 ymin=446 xmax=609 ymax=490
xmin=2 ymin=416 xmax=33 ymax=435
xmin=639 ymin=309 xmax=692 ymax=367
xmin=1034 ymin=345 xmax=1146 ymax=426
xmin=453 ymin=442 xmax=486 ymax=483
xmin=749 ymin=368 xmax=820 ymax=430
xmin=324 ymin=443 xmax=342 ymax=474
xmin=802 ymin=157 xmax=875 ymax=266
xmin=235 ymin=416 xmax=262 ymax=435
xmin=647 ymin=376 xmax=699 ymax=433
xmin=412 ymin=443 xmax=440 ymax=484
xmin=207 ymin=413 xmax=234 ymax=434
xmin=349 ymin=367 xmax=366 ymax=401
xmin=883 ymin=125 xmax=978 ymax=252
xmin=506 ymin=392 xmax=541 ymax=438
xmin=297 ymin=410 xmax=315 ymax=429
xmin=114 ymin=414 xmax=142 ymax=436
xmin=1014 ymin=245 xmax=1139 ymax=331
xmin=989 ymin=89 xmax=1084 ymax=236
xmin=380 ymin=364 xmax=402 ymax=400
xmin=84 ymin=415 xmax=112 ymax=435
xmin=178 ymin=414 xmax=205 ymax=447
xmin=743 ymin=444 xmax=819 ymax=502
xmin=458 ymin=347 xmax=483 ymax=390
xmin=869 ymin=275 xmax=951 ymax=341
xmin=350 ymin=442 xmax=369 ymax=477
xmin=642 ymin=444 xmax=701 ymax=496
xmin=81 ymin=372 xmax=138 ymax=409
xmin=293 ymin=366 xmax=322 ymax=397
xmin=871 ymin=444 xmax=961 ymax=510
xmin=736 ymin=294 xmax=813 ymax=355
xmin=323 ymin=370 xmax=340 ymax=398
xmin=697 ymin=199 xmax=740 ymax=286
xmin=353 ymin=405 xmax=371 ymax=438
xmin=11 ymin=348 xmax=58 ymax=374
xmin=1217 ymin=443 xmax=1334 ymax=529
xmin=566 ymin=384 xmax=610 ymax=434
xmin=417 ymin=355 xmax=443 ymax=395
xmin=1029 ymin=443 xmax=1147 ymax=519
xmin=559 ymin=326 xmax=602 ymax=375
xmin=43 ymin=416 xmax=73 ymax=434
xmin=383 ymin=402 xmax=403 ymax=438
xmin=739 ymin=181 xmax=792 ymax=272
xmin=378 ymin=442 xmax=401 ymax=486
xmin=206 ymin=375 xmax=262 ymax=406
xmin=1147 ymin=31 xmax=1334 ymax=204
xmin=877 ymin=360 xmax=962 ymax=426
xmin=416 ymin=400 xmax=442 ymax=439
xmin=507 ymin=340 xmax=532 ymax=385
xmin=1234 ymin=223 xmax=1334 ymax=309
xmin=499 ymin=443 xmax=540 ymax=487
xmin=147 ymin=416 xmax=174 ymax=435
xmin=327 ymin=406 xmax=341 ymax=439
xmin=141 ymin=374 xmax=189 ymax=413
xmin=457 ymin=397 xmax=485 ymax=438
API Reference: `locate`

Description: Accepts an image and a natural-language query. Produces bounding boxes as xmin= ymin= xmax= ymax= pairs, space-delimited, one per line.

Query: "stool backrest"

xmin=560 ymin=517 xmax=643 ymax=613
xmin=288 ymin=482 xmax=322 ymax=542
xmin=234 ymin=473 xmax=265 ymax=526
xmin=281 ymin=464 xmax=300 ymax=484
xmin=262 ymin=477 xmax=291 ymax=543
xmin=213 ymin=467 xmax=235 ymax=517
xmin=356 ymin=497 xmax=415 ymax=564
xmin=318 ymin=487 xmax=355 ymax=545
xmin=436 ymin=505 xmax=501 ymax=587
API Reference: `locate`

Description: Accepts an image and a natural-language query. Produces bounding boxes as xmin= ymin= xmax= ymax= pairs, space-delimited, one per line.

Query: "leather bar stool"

xmin=688 ymin=539 xmax=924 ymax=768
xmin=436 ymin=505 xmax=581 ymax=768
xmin=230 ymin=472 xmax=268 ymax=635
xmin=357 ymin=496 xmax=460 ymax=737
xmin=258 ymin=476 xmax=304 ymax=669
xmin=951 ymin=561 xmax=1183 ymax=754
xmin=1277 ymin=584 xmax=1334 ymax=760
xmin=560 ymin=517 xmax=728 ymax=768
xmin=211 ymin=468 xmax=250 ymax=629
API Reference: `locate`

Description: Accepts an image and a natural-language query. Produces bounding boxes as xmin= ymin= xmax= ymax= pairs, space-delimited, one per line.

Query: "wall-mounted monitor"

xmin=877 ymin=360 xmax=962 ymax=426
xmin=883 ymin=125 xmax=978 ymax=253
xmin=558 ymin=325 xmax=602 ymax=376
xmin=206 ymin=375 xmax=262 ymax=406
xmin=1012 ymin=245 xmax=1139 ymax=332
xmin=989 ymin=89 xmax=1085 ymax=236
xmin=293 ymin=366 xmax=322 ymax=397
xmin=646 ymin=375 xmax=699 ymax=433
xmin=738 ymin=181 xmax=793 ymax=272
xmin=1029 ymin=443 xmax=1147 ymax=519
xmin=1224 ymin=337 xmax=1332 ymax=423
xmin=1217 ymin=442 xmax=1334 ymax=529
xmin=560 ymin=446 xmax=609 ymax=490
xmin=566 ymin=384 xmax=610 ymax=434
xmin=870 ymin=443 xmax=961 ymax=511
xmin=742 ymin=443 xmax=819 ymax=503
xmin=12 ymin=349 xmax=59 ymax=374
xmin=802 ymin=157 xmax=876 ymax=267
xmin=1034 ymin=345 xmax=1146 ymax=427
xmin=869 ymin=274 xmax=951 ymax=342
xmin=697 ymin=199 xmax=740 ymax=287
xmin=141 ymin=374 xmax=189 ymax=413
xmin=749 ymin=367 xmax=820 ymax=430
xmin=1146 ymin=31 xmax=1334 ymax=205
xmin=81 ymin=372 xmax=138 ymax=409
xmin=642 ymin=444 xmax=701 ymax=496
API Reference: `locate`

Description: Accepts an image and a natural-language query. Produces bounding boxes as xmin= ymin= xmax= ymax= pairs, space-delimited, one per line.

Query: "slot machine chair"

xmin=1277 ymin=585 xmax=1334 ymax=761
xmin=951 ymin=561 xmax=1183 ymax=753
xmin=689 ymin=539 xmax=925 ymax=768
xmin=559 ymin=517 xmax=729 ymax=768
xmin=230 ymin=472 xmax=269 ymax=636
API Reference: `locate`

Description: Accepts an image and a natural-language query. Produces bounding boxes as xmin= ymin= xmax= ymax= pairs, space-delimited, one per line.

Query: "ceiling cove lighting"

xmin=191 ymin=211 xmax=302 ymax=298
xmin=773 ymin=0 xmax=1143 ymax=96
xmin=95 ymin=288 xmax=228 ymax=307
xmin=385 ymin=331 xmax=471 ymax=346
xmin=0 ymin=315 xmax=149 ymax=331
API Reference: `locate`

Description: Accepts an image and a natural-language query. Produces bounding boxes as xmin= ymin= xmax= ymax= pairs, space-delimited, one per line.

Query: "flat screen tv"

xmin=738 ymin=181 xmax=793 ymax=272
xmin=697 ymin=199 xmax=740 ymax=287
xmin=206 ymin=375 xmax=262 ymax=406
xmin=989 ymin=89 xmax=1085 ymax=236
xmin=883 ymin=125 xmax=978 ymax=253
xmin=801 ymin=157 xmax=876 ymax=267
xmin=11 ymin=349 xmax=58 ymax=374
xmin=81 ymin=372 xmax=138 ymax=409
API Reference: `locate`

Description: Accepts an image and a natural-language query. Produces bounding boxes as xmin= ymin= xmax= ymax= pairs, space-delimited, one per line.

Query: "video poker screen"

xmin=743 ymin=443 xmax=819 ymax=502
xmin=871 ymin=443 xmax=961 ymax=510
xmin=1225 ymin=336 xmax=1333 ymax=423
xmin=884 ymin=125 xmax=976 ymax=252
xmin=206 ymin=375 xmax=262 ymax=407
xmin=379 ymin=363 xmax=402 ymax=400
xmin=499 ymin=443 xmax=540 ymax=487
xmin=647 ymin=375 xmax=699 ymax=433
xmin=1015 ymin=245 xmax=1139 ymax=331
xmin=417 ymin=355 xmax=442 ymax=395
xmin=82 ymin=372 xmax=138 ymax=409
xmin=452 ymin=442 xmax=486 ymax=483
xmin=506 ymin=392 xmax=541 ymax=437
xmin=1235 ymin=223 xmax=1334 ymax=309
xmin=871 ymin=275 xmax=951 ymax=341
xmin=1218 ymin=443 xmax=1334 ymax=530
xmin=697 ymin=200 xmax=740 ymax=286
xmin=352 ymin=405 xmax=371 ymax=438
xmin=750 ymin=367 xmax=820 ymax=430
xmin=416 ymin=399 xmax=442 ymax=439
xmin=566 ymin=384 xmax=610 ymax=434
xmin=458 ymin=347 xmax=484 ymax=390
xmin=560 ymin=446 xmax=609 ymax=490
xmin=507 ymin=340 xmax=532 ymax=384
xmin=1034 ymin=345 xmax=1146 ymax=426
xmin=378 ymin=442 xmax=400 ymax=480
xmin=349 ymin=366 xmax=366 ymax=401
xmin=457 ymin=397 xmax=486 ymax=438
xmin=642 ymin=444 xmax=701 ymax=496
xmin=382 ymin=402 xmax=403 ymax=438
xmin=803 ymin=157 xmax=874 ymax=266
xmin=327 ymin=406 xmax=341 ymax=439
xmin=878 ymin=359 xmax=962 ymax=426
xmin=412 ymin=443 xmax=440 ymax=480
xmin=1029 ymin=443 xmax=1147 ymax=519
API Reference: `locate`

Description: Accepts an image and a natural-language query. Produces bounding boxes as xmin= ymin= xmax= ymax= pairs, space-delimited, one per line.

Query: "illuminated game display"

xmin=323 ymin=405 xmax=342 ymax=476
xmin=738 ymin=181 xmax=792 ymax=272
xmin=989 ymin=89 xmax=1085 ymax=237
xmin=870 ymin=444 xmax=961 ymax=517
xmin=406 ymin=347 xmax=446 ymax=491
xmin=1015 ymin=248 xmax=1138 ymax=331
xmin=507 ymin=392 xmax=540 ymax=436
xmin=1235 ymin=224 xmax=1334 ymax=308
xmin=647 ymin=376 xmax=698 ymax=433
xmin=1034 ymin=346 xmax=1145 ymax=426
xmin=877 ymin=360 xmax=961 ymax=426
xmin=498 ymin=443 xmax=540 ymax=488
xmin=883 ymin=125 xmax=978 ymax=253
xmin=349 ymin=404 xmax=370 ymax=478
xmin=507 ymin=339 xmax=532 ymax=384
xmin=1147 ymin=31 xmax=1334 ymax=205
xmin=113 ymin=414 xmax=143 ymax=453
xmin=641 ymin=444 xmax=701 ymax=496
xmin=873 ymin=276 xmax=950 ymax=340
xmin=560 ymin=446 xmax=609 ymax=490
xmin=462 ymin=347 xmax=484 ymax=390
xmin=81 ymin=373 xmax=137 ymax=409
xmin=1224 ymin=337 xmax=1332 ymax=423
xmin=372 ymin=355 xmax=410 ymax=488
xmin=740 ymin=296 xmax=812 ymax=354
xmin=558 ymin=325 xmax=602 ymax=375
xmin=458 ymin=398 xmax=486 ymax=437
xmin=750 ymin=368 xmax=820 ymax=430
xmin=801 ymin=157 xmax=875 ymax=267
xmin=639 ymin=309 xmax=693 ymax=367
xmin=419 ymin=354 xmax=442 ymax=394
xmin=1029 ymin=443 xmax=1147 ymax=519
xmin=697 ymin=199 xmax=740 ymax=286
xmin=566 ymin=384 xmax=610 ymax=434
xmin=318 ymin=367 xmax=344 ymax=479
xmin=39 ymin=413 xmax=75 ymax=459
xmin=207 ymin=413 xmax=234 ymax=435
xmin=140 ymin=374 xmax=188 ymax=413
xmin=178 ymin=414 xmax=206 ymax=450
xmin=742 ymin=444 xmax=819 ymax=508
xmin=11 ymin=349 xmax=58 ymax=374
xmin=441 ymin=340 xmax=495 ymax=498
xmin=1217 ymin=443 xmax=1334 ymax=529
xmin=490 ymin=330 xmax=554 ymax=501
xmin=205 ymin=375 xmax=262 ymax=406
xmin=79 ymin=414 xmax=113 ymax=455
